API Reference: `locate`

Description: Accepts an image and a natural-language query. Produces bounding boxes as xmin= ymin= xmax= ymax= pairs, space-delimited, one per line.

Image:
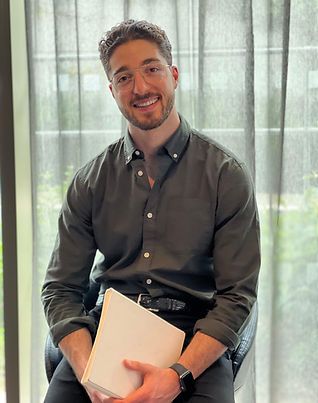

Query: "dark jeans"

xmin=44 ymin=307 xmax=235 ymax=403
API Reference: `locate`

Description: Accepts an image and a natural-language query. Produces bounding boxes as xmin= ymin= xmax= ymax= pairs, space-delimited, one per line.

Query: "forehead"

xmin=109 ymin=39 xmax=164 ymax=72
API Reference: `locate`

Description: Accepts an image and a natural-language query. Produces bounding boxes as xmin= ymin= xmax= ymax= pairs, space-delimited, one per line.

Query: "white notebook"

xmin=81 ymin=288 xmax=185 ymax=398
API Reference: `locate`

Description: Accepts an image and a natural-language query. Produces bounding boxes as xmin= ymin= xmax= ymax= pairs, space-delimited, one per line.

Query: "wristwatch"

xmin=170 ymin=363 xmax=195 ymax=398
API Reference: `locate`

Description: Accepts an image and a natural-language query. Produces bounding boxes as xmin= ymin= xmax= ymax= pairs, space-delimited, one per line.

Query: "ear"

xmin=109 ymin=83 xmax=115 ymax=98
xmin=171 ymin=66 xmax=179 ymax=88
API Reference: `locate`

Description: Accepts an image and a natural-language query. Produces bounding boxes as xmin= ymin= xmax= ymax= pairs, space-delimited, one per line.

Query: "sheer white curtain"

xmin=25 ymin=0 xmax=318 ymax=402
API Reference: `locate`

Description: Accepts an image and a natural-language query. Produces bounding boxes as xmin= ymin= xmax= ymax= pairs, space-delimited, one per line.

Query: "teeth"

xmin=135 ymin=97 xmax=158 ymax=108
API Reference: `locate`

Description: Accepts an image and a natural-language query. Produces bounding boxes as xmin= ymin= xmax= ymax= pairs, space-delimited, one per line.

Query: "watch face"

xmin=170 ymin=363 xmax=195 ymax=397
xmin=180 ymin=370 xmax=195 ymax=395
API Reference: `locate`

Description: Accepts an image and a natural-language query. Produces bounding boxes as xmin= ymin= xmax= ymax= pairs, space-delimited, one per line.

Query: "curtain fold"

xmin=25 ymin=1 xmax=318 ymax=402
xmin=269 ymin=0 xmax=291 ymax=400
xmin=244 ymin=0 xmax=256 ymax=178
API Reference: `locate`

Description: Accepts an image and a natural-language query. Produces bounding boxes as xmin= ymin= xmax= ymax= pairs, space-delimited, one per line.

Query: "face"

xmin=108 ymin=39 xmax=179 ymax=131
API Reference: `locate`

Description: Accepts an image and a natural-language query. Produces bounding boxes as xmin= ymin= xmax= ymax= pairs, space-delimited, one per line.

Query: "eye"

xmin=146 ymin=65 xmax=161 ymax=74
xmin=116 ymin=73 xmax=132 ymax=85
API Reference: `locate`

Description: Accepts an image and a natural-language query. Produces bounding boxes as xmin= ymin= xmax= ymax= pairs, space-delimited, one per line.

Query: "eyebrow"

xmin=112 ymin=58 xmax=162 ymax=78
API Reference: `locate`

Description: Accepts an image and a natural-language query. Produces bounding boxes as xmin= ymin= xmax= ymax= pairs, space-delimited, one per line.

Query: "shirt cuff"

xmin=50 ymin=315 xmax=98 ymax=347
xmin=194 ymin=317 xmax=240 ymax=350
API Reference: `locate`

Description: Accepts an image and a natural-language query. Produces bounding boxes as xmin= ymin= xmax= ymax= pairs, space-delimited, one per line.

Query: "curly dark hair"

xmin=98 ymin=19 xmax=172 ymax=79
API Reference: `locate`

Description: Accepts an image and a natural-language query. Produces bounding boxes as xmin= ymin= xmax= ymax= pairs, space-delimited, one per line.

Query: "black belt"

xmin=126 ymin=294 xmax=188 ymax=313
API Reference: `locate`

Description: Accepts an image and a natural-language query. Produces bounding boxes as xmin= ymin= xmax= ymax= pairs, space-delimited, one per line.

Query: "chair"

xmin=232 ymin=302 xmax=258 ymax=398
xmin=45 ymin=286 xmax=258 ymax=401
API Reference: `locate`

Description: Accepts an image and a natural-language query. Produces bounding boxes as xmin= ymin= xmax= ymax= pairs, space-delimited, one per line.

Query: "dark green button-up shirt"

xmin=42 ymin=116 xmax=260 ymax=350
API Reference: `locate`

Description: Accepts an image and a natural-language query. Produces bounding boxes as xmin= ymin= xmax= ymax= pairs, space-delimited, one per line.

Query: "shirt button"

xmin=135 ymin=150 xmax=140 ymax=156
xmin=137 ymin=170 xmax=144 ymax=177
xmin=147 ymin=212 xmax=153 ymax=219
xmin=143 ymin=252 xmax=150 ymax=258
xmin=146 ymin=278 xmax=152 ymax=285
xmin=173 ymin=153 xmax=178 ymax=159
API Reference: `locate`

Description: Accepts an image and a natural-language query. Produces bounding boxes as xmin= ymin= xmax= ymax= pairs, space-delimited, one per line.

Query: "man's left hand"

xmin=106 ymin=359 xmax=181 ymax=403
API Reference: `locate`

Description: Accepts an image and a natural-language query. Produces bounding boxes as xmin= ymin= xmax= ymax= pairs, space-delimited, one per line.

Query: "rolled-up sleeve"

xmin=41 ymin=169 xmax=98 ymax=346
xmin=194 ymin=160 xmax=260 ymax=350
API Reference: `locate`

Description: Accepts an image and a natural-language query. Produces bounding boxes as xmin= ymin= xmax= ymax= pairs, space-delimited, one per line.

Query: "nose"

xmin=132 ymin=70 xmax=151 ymax=94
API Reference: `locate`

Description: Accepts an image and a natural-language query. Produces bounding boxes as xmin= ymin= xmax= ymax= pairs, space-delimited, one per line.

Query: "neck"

xmin=128 ymin=108 xmax=180 ymax=157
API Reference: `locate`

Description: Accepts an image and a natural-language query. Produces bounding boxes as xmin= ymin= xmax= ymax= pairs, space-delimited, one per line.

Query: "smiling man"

xmin=42 ymin=20 xmax=260 ymax=403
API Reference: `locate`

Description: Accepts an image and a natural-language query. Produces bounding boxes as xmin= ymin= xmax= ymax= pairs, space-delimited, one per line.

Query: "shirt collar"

xmin=123 ymin=115 xmax=191 ymax=165
xmin=123 ymin=131 xmax=137 ymax=165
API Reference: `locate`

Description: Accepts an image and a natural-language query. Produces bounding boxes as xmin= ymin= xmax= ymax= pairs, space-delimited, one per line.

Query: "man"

xmin=42 ymin=19 xmax=260 ymax=403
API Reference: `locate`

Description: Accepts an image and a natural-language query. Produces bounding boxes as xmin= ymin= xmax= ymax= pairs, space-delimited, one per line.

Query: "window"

xmin=21 ymin=1 xmax=318 ymax=402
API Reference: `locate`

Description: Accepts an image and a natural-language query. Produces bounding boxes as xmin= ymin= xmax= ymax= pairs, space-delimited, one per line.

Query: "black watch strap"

xmin=170 ymin=363 xmax=195 ymax=397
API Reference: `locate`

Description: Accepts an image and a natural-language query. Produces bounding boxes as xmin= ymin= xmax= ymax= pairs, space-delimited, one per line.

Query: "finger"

xmin=120 ymin=385 xmax=148 ymax=403
xmin=90 ymin=392 xmax=104 ymax=403
xmin=87 ymin=388 xmax=115 ymax=403
xmin=123 ymin=359 xmax=153 ymax=374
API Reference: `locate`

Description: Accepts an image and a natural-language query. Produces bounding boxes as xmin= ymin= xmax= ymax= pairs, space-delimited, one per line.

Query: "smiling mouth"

xmin=133 ymin=96 xmax=160 ymax=108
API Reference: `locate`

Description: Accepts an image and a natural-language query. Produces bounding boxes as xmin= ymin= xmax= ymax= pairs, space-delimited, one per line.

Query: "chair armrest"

xmin=232 ymin=301 xmax=258 ymax=380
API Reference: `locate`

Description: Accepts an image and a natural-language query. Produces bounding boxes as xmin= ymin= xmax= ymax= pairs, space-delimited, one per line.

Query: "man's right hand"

xmin=58 ymin=328 xmax=121 ymax=402
xmin=59 ymin=328 xmax=105 ymax=402
xmin=85 ymin=385 xmax=116 ymax=403
xmin=59 ymin=327 xmax=93 ymax=378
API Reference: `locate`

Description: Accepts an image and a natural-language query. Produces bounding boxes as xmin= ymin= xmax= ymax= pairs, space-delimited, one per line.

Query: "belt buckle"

xmin=136 ymin=294 xmax=159 ymax=312
xmin=136 ymin=293 xmax=148 ymax=305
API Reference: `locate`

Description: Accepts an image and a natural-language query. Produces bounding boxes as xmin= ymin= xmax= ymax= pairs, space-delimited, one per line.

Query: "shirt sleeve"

xmin=41 ymin=168 xmax=98 ymax=346
xmin=194 ymin=160 xmax=261 ymax=350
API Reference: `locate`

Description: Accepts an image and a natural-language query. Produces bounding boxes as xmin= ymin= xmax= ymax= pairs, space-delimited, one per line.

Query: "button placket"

xmin=140 ymin=184 xmax=159 ymax=269
xmin=131 ymin=159 xmax=149 ymax=191
xmin=139 ymin=152 xmax=174 ymax=275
